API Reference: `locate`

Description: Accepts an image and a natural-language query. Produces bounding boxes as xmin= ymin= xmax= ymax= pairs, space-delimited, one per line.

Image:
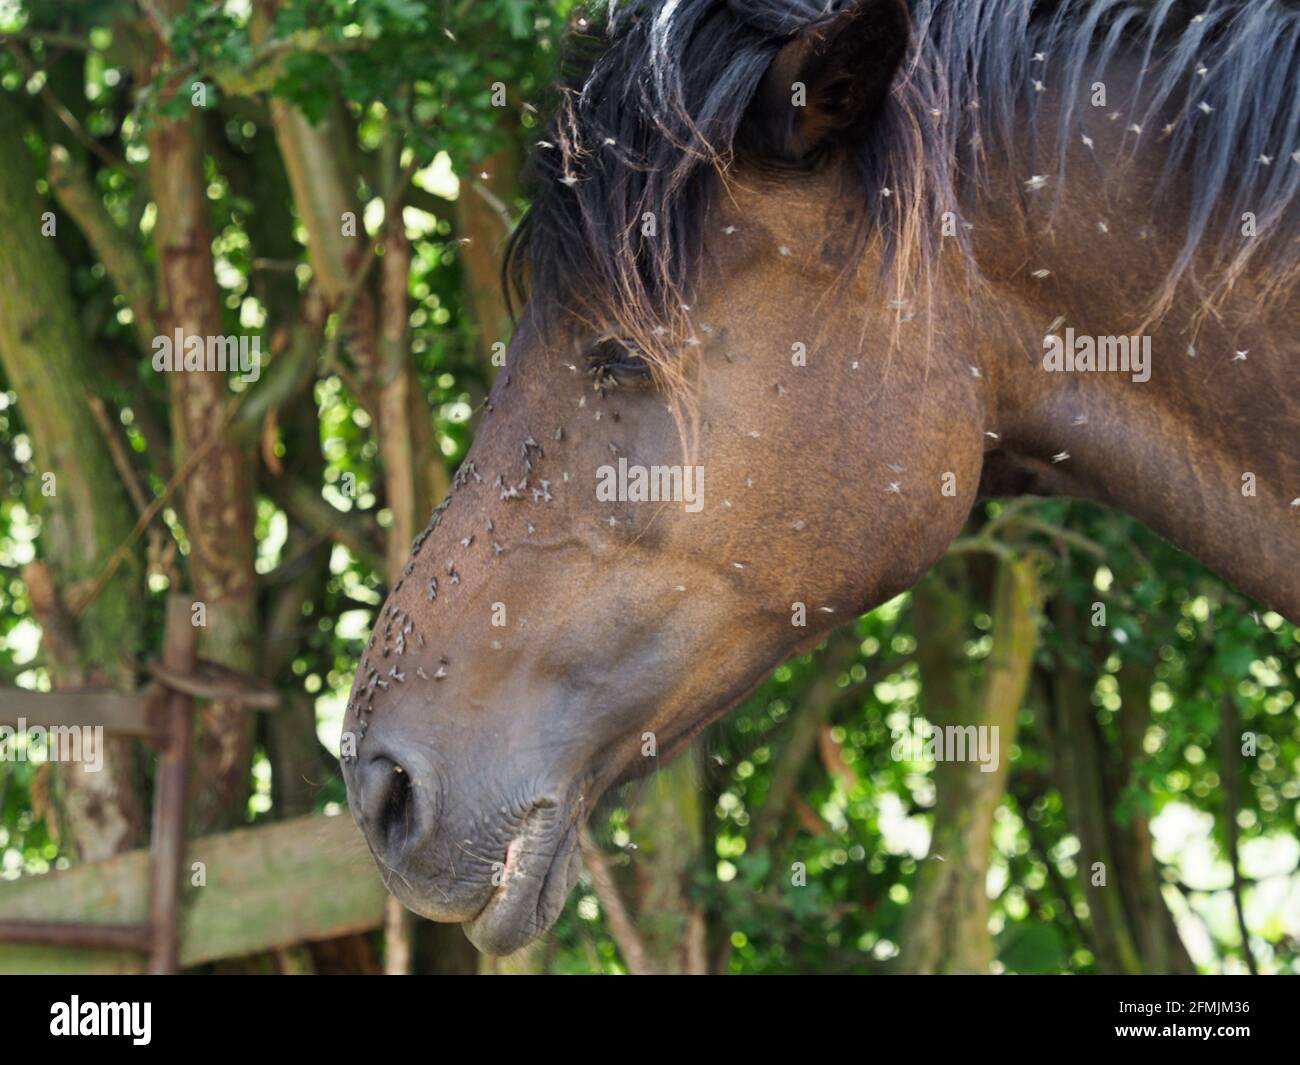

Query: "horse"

xmin=341 ymin=0 xmax=1300 ymax=955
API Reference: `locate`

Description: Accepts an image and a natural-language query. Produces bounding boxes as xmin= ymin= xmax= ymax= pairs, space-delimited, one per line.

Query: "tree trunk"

xmin=455 ymin=146 xmax=520 ymax=373
xmin=628 ymin=750 xmax=709 ymax=974
xmin=378 ymin=127 xmax=441 ymax=577
xmin=901 ymin=557 xmax=1040 ymax=973
xmin=143 ymin=11 xmax=259 ymax=834
xmin=0 ymin=95 xmax=146 ymax=860
xmin=1040 ymin=610 xmax=1194 ymax=974
xmin=1042 ymin=600 xmax=1142 ymax=973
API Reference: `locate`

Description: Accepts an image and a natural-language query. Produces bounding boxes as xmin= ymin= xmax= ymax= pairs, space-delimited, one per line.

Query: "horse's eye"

xmin=588 ymin=338 xmax=653 ymax=388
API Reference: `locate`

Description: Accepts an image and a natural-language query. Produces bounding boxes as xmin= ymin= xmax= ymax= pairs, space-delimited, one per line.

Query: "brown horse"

xmin=342 ymin=0 xmax=1300 ymax=955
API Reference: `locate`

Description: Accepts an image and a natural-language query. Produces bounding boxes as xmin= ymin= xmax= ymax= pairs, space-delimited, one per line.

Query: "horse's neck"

xmin=980 ymin=295 xmax=1299 ymax=620
xmin=967 ymin=76 xmax=1300 ymax=620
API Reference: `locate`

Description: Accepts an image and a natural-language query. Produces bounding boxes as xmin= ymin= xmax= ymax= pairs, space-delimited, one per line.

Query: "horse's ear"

xmin=742 ymin=0 xmax=910 ymax=162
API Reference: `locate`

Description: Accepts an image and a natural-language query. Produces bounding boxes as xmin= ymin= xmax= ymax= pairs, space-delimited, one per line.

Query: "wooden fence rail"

xmin=0 ymin=687 xmax=162 ymax=738
xmin=0 ymin=813 xmax=385 ymax=974
xmin=0 ymin=591 xmax=330 ymax=973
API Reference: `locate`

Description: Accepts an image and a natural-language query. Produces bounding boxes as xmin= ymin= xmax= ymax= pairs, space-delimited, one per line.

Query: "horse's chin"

xmin=462 ymin=821 xmax=582 ymax=956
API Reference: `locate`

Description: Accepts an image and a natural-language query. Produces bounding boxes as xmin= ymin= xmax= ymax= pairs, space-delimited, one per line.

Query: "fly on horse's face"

xmin=343 ymin=0 xmax=1300 ymax=954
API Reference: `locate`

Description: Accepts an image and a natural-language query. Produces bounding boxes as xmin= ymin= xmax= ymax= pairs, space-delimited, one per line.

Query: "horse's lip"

xmin=464 ymin=821 xmax=580 ymax=954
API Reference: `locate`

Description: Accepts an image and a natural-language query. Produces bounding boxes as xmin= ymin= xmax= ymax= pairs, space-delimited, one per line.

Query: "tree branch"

xmin=70 ymin=391 xmax=246 ymax=621
xmin=1219 ymin=694 xmax=1259 ymax=975
xmin=579 ymin=828 xmax=656 ymax=975
xmin=48 ymin=145 xmax=157 ymax=348
xmin=234 ymin=284 xmax=328 ymax=438
xmin=268 ymin=476 xmax=386 ymax=578
xmin=5 ymin=42 xmax=127 ymax=171
xmin=0 ymin=29 xmax=96 ymax=52
xmin=88 ymin=395 xmax=180 ymax=587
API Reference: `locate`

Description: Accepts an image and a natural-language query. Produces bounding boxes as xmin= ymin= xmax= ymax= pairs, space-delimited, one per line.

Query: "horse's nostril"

xmin=365 ymin=755 xmax=414 ymax=852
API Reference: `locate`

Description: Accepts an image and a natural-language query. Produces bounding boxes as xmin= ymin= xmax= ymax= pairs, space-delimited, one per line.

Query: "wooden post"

xmin=383 ymin=896 xmax=413 ymax=976
xmin=148 ymin=594 xmax=198 ymax=974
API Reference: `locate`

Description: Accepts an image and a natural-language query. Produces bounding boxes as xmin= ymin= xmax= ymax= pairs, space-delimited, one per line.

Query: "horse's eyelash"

xmin=588 ymin=338 xmax=646 ymax=366
xmin=587 ymin=338 xmax=654 ymax=387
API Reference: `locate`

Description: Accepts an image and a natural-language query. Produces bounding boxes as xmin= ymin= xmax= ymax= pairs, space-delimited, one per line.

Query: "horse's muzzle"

xmin=345 ymin=728 xmax=585 ymax=951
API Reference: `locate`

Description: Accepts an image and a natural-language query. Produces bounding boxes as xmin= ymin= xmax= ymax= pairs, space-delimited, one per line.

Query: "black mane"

xmin=507 ymin=0 xmax=1300 ymax=361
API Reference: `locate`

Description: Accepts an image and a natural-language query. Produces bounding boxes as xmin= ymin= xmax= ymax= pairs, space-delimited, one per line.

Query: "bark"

xmin=267 ymin=96 xmax=373 ymax=315
xmin=1040 ymin=604 xmax=1197 ymax=973
xmin=1026 ymin=627 xmax=1194 ymax=974
xmin=901 ymin=557 xmax=1041 ymax=973
xmin=0 ymin=95 xmax=146 ymax=860
xmin=1042 ymin=600 xmax=1143 ymax=974
xmin=47 ymin=145 xmax=157 ymax=348
xmin=580 ymin=827 xmax=655 ymax=974
xmin=628 ymin=749 xmax=709 ymax=974
xmin=264 ymin=90 xmax=381 ymax=386
xmin=1114 ymin=663 xmax=1197 ymax=973
xmin=455 ymin=146 xmax=520 ymax=372
xmin=377 ymin=129 xmax=440 ymax=577
xmin=142 ymin=6 xmax=259 ymax=834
